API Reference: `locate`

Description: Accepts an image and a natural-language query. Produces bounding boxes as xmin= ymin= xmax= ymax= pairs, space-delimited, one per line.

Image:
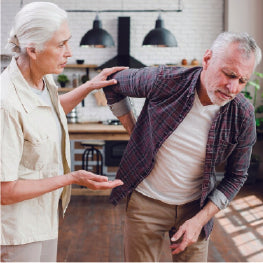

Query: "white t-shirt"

xmin=31 ymin=83 xmax=64 ymax=176
xmin=136 ymin=91 xmax=220 ymax=205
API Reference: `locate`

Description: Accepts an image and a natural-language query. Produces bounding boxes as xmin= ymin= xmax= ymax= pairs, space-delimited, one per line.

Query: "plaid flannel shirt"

xmin=103 ymin=65 xmax=256 ymax=238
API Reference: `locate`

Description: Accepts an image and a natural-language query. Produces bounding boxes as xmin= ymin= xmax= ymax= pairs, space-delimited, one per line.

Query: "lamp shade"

xmin=80 ymin=14 xmax=114 ymax=48
xmin=142 ymin=14 xmax=177 ymax=47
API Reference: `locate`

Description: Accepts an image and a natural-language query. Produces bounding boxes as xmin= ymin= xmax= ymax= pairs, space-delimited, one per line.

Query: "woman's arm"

xmin=59 ymin=67 xmax=128 ymax=114
xmin=1 ymin=170 xmax=123 ymax=205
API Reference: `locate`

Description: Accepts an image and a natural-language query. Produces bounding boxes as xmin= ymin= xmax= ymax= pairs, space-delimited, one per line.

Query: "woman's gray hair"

xmin=211 ymin=32 xmax=262 ymax=69
xmin=6 ymin=2 xmax=67 ymax=56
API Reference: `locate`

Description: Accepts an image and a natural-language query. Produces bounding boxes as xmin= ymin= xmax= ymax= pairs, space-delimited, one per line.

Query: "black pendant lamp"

xmin=80 ymin=14 xmax=114 ymax=48
xmin=142 ymin=14 xmax=178 ymax=47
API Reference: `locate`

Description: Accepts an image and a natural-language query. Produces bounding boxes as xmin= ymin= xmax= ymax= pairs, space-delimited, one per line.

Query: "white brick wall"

xmin=1 ymin=0 xmax=224 ymax=122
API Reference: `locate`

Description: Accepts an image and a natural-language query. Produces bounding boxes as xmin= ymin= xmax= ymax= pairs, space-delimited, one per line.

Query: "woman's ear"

xmin=26 ymin=47 xmax=37 ymax=60
xmin=202 ymin=49 xmax=213 ymax=70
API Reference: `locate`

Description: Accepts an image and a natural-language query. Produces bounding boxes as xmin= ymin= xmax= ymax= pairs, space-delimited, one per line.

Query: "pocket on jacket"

xmin=20 ymin=139 xmax=57 ymax=170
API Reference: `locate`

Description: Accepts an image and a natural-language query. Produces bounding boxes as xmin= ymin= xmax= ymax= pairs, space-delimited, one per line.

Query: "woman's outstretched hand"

xmin=69 ymin=170 xmax=124 ymax=190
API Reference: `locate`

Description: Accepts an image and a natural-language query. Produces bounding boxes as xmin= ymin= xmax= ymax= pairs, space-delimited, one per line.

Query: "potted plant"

xmin=57 ymin=74 xmax=69 ymax=87
xmin=242 ymin=71 xmax=263 ymax=134
xmin=242 ymin=71 xmax=263 ymax=183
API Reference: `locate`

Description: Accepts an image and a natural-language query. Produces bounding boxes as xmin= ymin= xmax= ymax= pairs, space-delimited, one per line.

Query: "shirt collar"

xmin=191 ymin=67 xmax=202 ymax=96
xmin=8 ymin=57 xmax=57 ymax=113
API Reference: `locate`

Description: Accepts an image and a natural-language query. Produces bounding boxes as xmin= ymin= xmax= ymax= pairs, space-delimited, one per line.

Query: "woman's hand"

xmin=69 ymin=170 xmax=124 ymax=190
xmin=85 ymin=66 xmax=128 ymax=91
xmin=59 ymin=66 xmax=128 ymax=114
xmin=1 ymin=170 xmax=123 ymax=205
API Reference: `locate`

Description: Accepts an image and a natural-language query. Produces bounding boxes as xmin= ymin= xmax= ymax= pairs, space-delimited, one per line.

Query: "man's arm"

xmin=118 ymin=111 xmax=137 ymax=135
xmin=170 ymin=99 xmax=257 ymax=254
xmin=170 ymin=200 xmax=219 ymax=254
xmin=103 ymin=67 xmax=161 ymax=133
xmin=103 ymin=67 xmax=161 ymax=104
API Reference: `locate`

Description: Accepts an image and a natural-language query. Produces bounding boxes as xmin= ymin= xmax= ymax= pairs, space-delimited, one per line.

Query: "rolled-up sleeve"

xmin=207 ymin=103 xmax=256 ymax=210
xmin=109 ymin=97 xmax=132 ymax=117
xmin=208 ymin=189 xmax=230 ymax=210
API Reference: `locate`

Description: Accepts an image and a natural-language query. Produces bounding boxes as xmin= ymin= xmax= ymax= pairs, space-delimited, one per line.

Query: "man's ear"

xmin=202 ymin=49 xmax=213 ymax=70
xmin=26 ymin=47 xmax=37 ymax=60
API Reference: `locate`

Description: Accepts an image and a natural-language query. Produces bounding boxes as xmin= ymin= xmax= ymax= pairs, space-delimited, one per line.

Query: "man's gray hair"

xmin=211 ymin=32 xmax=262 ymax=69
xmin=6 ymin=2 xmax=68 ymax=56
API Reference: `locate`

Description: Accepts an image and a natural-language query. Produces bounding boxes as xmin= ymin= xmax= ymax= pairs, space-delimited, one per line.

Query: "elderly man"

xmin=103 ymin=32 xmax=262 ymax=262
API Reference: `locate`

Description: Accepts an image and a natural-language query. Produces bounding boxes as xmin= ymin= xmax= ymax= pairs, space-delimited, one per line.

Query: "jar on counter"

xmin=72 ymin=73 xmax=79 ymax=88
xmin=66 ymin=108 xmax=78 ymax=123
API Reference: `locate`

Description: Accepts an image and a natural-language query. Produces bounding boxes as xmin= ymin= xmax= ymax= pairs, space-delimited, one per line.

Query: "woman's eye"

xmin=58 ymin=43 xmax=65 ymax=48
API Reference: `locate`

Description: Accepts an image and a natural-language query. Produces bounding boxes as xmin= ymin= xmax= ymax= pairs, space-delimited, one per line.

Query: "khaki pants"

xmin=124 ymin=191 xmax=209 ymax=262
xmin=1 ymin=238 xmax=58 ymax=262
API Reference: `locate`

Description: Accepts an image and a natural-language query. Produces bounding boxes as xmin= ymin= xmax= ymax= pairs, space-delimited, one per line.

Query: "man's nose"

xmin=226 ymin=79 xmax=240 ymax=94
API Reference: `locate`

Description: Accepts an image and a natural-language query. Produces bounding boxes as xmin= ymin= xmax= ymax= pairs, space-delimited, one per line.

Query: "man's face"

xmin=200 ymin=43 xmax=255 ymax=106
xmin=34 ymin=21 xmax=72 ymax=75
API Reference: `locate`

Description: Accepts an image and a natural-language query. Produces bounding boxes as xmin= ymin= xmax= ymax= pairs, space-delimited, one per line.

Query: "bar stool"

xmin=81 ymin=140 xmax=105 ymax=175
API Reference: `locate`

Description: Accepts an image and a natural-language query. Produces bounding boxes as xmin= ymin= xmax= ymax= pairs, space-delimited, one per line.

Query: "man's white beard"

xmin=207 ymin=89 xmax=233 ymax=107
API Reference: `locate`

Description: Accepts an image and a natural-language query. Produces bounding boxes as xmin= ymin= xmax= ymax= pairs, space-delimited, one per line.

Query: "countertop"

xmin=68 ymin=122 xmax=129 ymax=141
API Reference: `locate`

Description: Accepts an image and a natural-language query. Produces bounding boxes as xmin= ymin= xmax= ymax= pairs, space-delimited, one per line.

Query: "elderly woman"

xmin=0 ymin=2 xmax=125 ymax=262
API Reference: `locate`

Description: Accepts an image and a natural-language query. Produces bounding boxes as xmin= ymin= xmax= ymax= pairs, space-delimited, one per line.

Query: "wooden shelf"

xmin=65 ymin=64 xmax=98 ymax=69
xmin=58 ymin=87 xmax=74 ymax=92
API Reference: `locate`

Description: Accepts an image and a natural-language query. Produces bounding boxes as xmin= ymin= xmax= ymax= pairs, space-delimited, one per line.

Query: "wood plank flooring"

xmin=57 ymin=181 xmax=263 ymax=262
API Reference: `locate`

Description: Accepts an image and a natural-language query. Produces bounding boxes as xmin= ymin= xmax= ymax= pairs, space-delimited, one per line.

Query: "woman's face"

xmin=34 ymin=21 xmax=72 ymax=75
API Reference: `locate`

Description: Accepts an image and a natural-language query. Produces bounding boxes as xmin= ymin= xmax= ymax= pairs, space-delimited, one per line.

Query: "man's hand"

xmin=69 ymin=170 xmax=123 ymax=190
xmin=170 ymin=217 xmax=203 ymax=254
xmin=170 ymin=200 xmax=219 ymax=254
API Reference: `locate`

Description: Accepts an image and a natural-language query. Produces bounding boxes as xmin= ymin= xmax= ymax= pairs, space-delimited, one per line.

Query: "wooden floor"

xmin=57 ymin=181 xmax=263 ymax=262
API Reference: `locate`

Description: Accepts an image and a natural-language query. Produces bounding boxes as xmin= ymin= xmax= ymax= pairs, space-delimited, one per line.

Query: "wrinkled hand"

xmin=87 ymin=67 xmax=128 ymax=91
xmin=170 ymin=217 xmax=203 ymax=255
xmin=70 ymin=170 xmax=123 ymax=190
